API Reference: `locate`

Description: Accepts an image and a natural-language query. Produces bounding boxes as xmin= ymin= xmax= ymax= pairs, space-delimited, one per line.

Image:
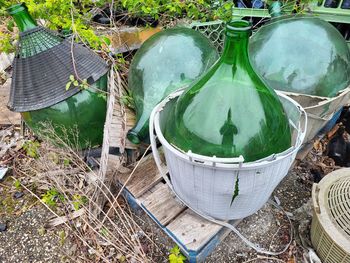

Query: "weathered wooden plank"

xmin=166 ymin=209 xmax=224 ymax=251
xmin=142 ymin=183 xmax=186 ymax=226
xmin=116 ymin=155 xmax=166 ymax=198
xmin=137 ymin=182 xmax=164 ymax=203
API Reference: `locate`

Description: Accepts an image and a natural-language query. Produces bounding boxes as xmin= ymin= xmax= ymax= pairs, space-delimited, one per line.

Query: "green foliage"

xmin=121 ymin=0 xmax=233 ymax=21
xmin=169 ymin=245 xmax=186 ymax=263
xmin=13 ymin=179 xmax=21 ymax=190
xmin=213 ymin=1 xmax=234 ymax=21
xmin=22 ymin=140 xmax=40 ymax=158
xmin=0 ymin=31 xmax=15 ymax=53
xmin=66 ymin=74 xmax=89 ymax=91
xmin=72 ymin=194 xmax=87 ymax=210
xmin=99 ymin=227 xmax=108 ymax=237
xmin=63 ymin=158 xmax=70 ymax=166
xmin=120 ymin=94 xmax=135 ymax=110
xmin=58 ymin=230 xmax=66 ymax=246
xmin=0 ymin=0 xmax=316 ymax=53
xmin=41 ymin=188 xmax=65 ymax=207
xmin=0 ymin=0 xmax=109 ymax=53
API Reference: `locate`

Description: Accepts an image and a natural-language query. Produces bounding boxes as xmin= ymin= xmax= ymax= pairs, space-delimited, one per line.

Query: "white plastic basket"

xmin=150 ymin=89 xmax=307 ymax=220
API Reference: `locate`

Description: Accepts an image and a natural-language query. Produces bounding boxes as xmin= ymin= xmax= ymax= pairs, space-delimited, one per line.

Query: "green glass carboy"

xmin=8 ymin=3 xmax=108 ymax=149
xmin=249 ymin=2 xmax=350 ymax=98
xmin=163 ymin=20 xmax=291 ymax=162
xmin=127 ymin=28 xmax=219 ymax=144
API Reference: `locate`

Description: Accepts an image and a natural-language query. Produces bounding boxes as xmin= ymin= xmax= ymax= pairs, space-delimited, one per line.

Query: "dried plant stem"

xmin=17 ymin=179 xmax=112 ymax=263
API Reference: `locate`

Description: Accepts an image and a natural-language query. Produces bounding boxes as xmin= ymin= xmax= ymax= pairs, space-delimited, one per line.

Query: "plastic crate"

xmin=229 ymin=1 xmax=350 ymax=45
xmin=307 ymin=0 xmax=350 ymax=24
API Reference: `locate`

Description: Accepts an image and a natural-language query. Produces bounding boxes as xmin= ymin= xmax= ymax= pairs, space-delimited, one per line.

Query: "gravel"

xmin=0 ymin=206 xmax=71 ymax=263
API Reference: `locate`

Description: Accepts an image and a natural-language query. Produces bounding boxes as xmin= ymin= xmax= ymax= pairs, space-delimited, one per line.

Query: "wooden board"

xmin=117 ymin=152 xmax=242 ymax=262
xmin=116 ymin=155 xmax=166 ymax=198
xmin=167 ymin=209 xmax=225 ymax=251
xmin=109 ymin=102 xmax=137 ymax=150
xmin=141 ymin=183 xmax=186 ymax=226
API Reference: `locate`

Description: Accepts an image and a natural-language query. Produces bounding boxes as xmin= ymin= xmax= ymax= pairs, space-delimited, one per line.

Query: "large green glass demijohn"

xmin=8 ymin=3 xmax=108 ymax=149
xmin=249 ymin=1 xmax=350 ymax=98
xmin=163 ymin=20 xmax=291 ymax=162
xmin=127 ymin=28 xmax=219 ymax=144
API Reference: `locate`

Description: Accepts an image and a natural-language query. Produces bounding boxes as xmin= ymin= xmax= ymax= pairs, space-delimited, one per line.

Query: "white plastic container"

xmin=284 ymin=86 xmax=350 ymax=142
xmin=150 ymin=89 xmax=307 ymax=220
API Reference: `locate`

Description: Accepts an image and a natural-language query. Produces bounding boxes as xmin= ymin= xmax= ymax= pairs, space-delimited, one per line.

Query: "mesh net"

xmin=9 ymin=26 xmax=109 ymax=112
xmin=327 ymin=178 xmax=350 ymax=238
xmin=16 ymin=27 xmax=63 ymax=58
xmin=190 ymin=21 xmax=225 ymax=53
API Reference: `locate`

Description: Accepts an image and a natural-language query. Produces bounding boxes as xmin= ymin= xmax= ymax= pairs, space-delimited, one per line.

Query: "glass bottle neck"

xmin=8 ymin=5 xmax=37 ymax=32
xmin=221 ymin=27 xmax=251 ymax=65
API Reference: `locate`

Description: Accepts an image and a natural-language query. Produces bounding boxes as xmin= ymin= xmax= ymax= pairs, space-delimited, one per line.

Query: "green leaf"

xmin=101 ymin=36 xmax=111 ymax=45
xmin=65 ymin=81 xmax=72 ymax=90
xmin=169 ymin=254 xmax=178 ymax=263
xmin=73 ymin=80 xmax=79 ymax=87
xmin=63 ymin=158 xmax=70 ymax=166
xmin=100 ymin=227 xmax=108 ymax=237
xmin=69 ymin=75 xmax=75 ymax=81
xmin=7 ymin=20 xmax=14 ymax=32
xmin=169 ymin=245 xmax=185 ymax=263
xmin=58 ymin=230 xmax=66 ymax=246
xmin=14 ymin=179 xmax=21 ymax=190
xmin=230 ymin=174 xmax=240 ymax=206
xmin=224 ymin=2 xmax=232 ymax=10
xmin=170 ymin=245 xmax=180 ymax=255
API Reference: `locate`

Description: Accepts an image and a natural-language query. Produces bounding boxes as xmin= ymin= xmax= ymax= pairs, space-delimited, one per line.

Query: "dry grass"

xmin=12 ymin=125 xmax=160 ymax=263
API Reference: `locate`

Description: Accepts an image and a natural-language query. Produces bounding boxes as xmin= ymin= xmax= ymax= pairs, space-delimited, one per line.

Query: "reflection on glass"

xmin=163 ymin=20 xmax=291 ymax=162
xmin=127 ymin=27 xmax=219 ymax=144
xmin=250 ymin=14 xmax=350 ymax=98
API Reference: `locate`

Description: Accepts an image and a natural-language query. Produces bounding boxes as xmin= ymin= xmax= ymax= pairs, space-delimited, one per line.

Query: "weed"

xmin=22 ymin=140 xmax=40 ymax=159
xmin=169 ymin=245 xmax=186 ymax=263
xmin=41 ymin=188 xmax=65 ymax=207
xmin=66 ymin=75 xmax=89 ymax=91
xmin=14 ymin=179 xmax=21 ymax=190
xmin=58 ymin=230 xmax=66 ymax=246
xmin=72 ymin=194 xmax=88 ymax=211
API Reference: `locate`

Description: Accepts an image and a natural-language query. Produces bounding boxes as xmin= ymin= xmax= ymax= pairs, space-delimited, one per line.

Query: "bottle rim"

xmin=127 ymin=130 xmax=142 ymax=144
xmin=7 ymin=3 xmax=27 ymax=15
xmin=226 ymin=20 xmax=252 ymax=32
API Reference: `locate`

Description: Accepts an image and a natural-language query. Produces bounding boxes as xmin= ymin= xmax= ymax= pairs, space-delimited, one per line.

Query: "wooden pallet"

xmin=100 ymin=70 xmax=341 ymax=263
xmin=113 ymin=153 xmax=240 ymax=263
xmin=99 ymin=66 xmax=347 ymax=262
